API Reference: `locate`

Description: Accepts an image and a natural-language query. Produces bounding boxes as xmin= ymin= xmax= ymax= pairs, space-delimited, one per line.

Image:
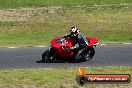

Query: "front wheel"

xmin=42 ymin=48 xmax=56 ymax=63
xmin=84 ymin=47 xmax=95 ymax=61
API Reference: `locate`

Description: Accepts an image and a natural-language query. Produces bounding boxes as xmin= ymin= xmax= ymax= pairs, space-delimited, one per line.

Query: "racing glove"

xmin=69 ymin=44 xmax=79 ymax=50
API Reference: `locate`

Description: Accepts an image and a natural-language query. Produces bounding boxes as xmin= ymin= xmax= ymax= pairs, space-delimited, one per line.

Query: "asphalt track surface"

xmin=0 ymin=44 xmax=132 ymax=69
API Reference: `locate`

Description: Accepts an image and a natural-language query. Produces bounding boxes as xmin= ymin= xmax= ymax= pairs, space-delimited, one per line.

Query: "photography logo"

xmin=76 ymin=66 xmax=131 ymax=85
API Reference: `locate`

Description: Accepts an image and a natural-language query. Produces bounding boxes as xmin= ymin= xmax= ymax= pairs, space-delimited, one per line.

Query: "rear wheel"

xmin=42 ymin=48 xmax=56 ymax=63
xmin=83 ymin=47 xmax=95 ymax=61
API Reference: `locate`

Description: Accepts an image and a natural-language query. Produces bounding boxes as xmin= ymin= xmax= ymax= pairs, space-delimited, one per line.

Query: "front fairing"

xmin=51 ymin=37 xmax=75 ymax=58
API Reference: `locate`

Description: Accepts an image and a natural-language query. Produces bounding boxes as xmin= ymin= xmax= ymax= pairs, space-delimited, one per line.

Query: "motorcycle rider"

xmin=63 ymin=27 xmax=89 ymax=60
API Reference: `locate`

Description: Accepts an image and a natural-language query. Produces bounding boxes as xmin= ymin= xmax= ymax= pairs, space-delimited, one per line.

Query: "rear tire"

xmin=83 ymin=47 xmax=95 ymax=61
xmin=42 ymin=48 xmax=56 ymax=63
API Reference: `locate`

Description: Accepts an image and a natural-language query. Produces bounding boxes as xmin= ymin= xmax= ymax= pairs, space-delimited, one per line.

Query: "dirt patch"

xmin=0 ymin=9 xmax=32 ymax=22
xmin=0 ymin=7 xmax=62 ymax=22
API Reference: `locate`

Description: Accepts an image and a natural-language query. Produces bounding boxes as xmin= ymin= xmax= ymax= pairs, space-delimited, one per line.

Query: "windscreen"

xmin=55 ymin=37 xmax=65 ymax=44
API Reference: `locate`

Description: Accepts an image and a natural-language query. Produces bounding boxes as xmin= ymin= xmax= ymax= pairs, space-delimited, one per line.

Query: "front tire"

xmin=42 ymin=48 xmax=56 ymax=63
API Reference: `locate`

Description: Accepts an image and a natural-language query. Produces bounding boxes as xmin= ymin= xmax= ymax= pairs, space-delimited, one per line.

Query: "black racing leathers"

xmin=63 ymin=32 xmax=88 ymax=60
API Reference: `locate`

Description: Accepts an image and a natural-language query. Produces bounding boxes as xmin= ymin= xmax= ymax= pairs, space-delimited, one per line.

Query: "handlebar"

xmin=61 ymin=45 xmax=69 ymax=51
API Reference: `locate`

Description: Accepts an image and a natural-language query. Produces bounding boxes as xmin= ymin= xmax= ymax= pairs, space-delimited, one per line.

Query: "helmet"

xmin=70 ymin=27 xmax=79 ymax=35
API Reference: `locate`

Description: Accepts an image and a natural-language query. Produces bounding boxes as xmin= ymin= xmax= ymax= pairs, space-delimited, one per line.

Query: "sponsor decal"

xmin=76 ymin=66 xmax=131 ymax=85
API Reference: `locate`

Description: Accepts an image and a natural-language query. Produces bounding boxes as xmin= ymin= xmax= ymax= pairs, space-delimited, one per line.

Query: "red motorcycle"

xmin=41 ymin=36 xmax=99 ymax=62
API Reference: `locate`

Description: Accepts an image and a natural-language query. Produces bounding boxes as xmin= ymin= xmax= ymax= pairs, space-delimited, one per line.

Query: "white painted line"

xmin=123 ymin=43 xmax=132 ymax=45
xmin=3 ymin=43 xmax=132 ymax=48
xmin=8 ymin=47 xmax=18 ymax=48
xmin=35 ymin=46 xmax=47 ymax=47
xmin=100 ymin=44 xmax=107 ymax=46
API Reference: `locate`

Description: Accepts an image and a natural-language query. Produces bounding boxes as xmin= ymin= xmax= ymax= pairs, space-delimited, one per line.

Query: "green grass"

xmin=0 ymin=0 xmax=131 ymax=9
xmin=0 ymin=22 xmax=18 ymax=27
xmin=0 ymin=0 xmax=132 ymax=47
xmin=0 ymin=66 xmax=131 ymax=88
